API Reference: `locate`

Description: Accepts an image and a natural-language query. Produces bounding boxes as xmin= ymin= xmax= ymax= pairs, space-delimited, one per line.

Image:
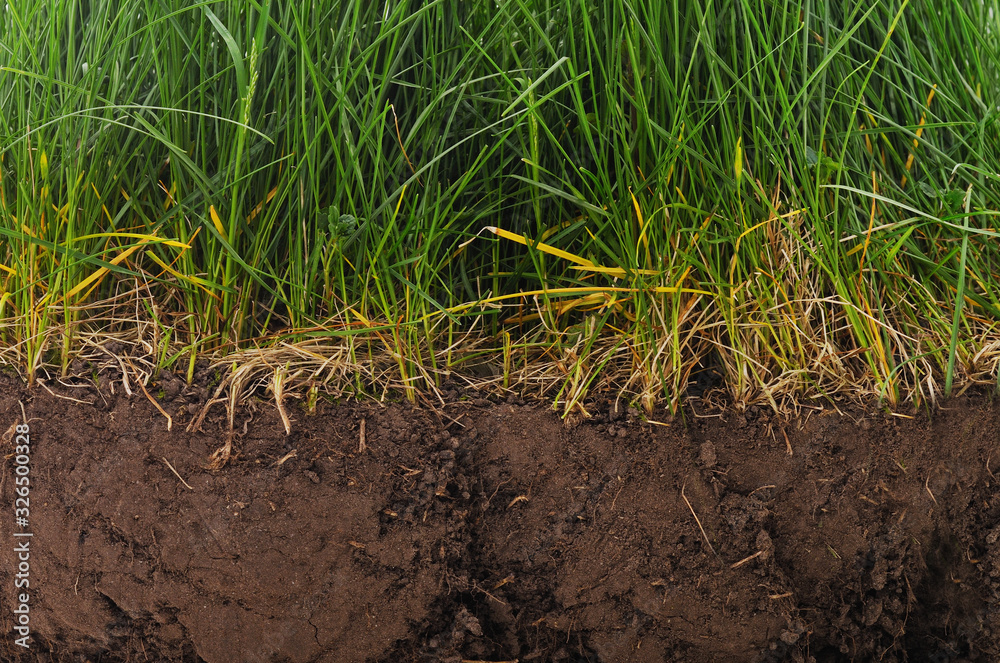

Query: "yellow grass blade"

xmin=69 ymin=232 xmax=189 ymax=249
xmin=347 ymin=306 xmax=372 ymax=326
xmin=900 ymin=84 xmax=937 ymax=189
xmin=556 ymin=291 xmax=616 ymax=315
xmin=145 ymin=250 xmax=221 ymax=299
xmin=489 ymin=224 xmax=689 ymax=278
xmin=64 ymin=241 xmax=146 ymax=301
xmin=729 ymin=208 xmax=806 ymax=285
xmin=393 ymin=184 xmax=407 ymax=218
xmin=90 ymin=182 xmax=115 ymax=227
xmin=734 ymin=137 xmax=743 ymax=184
xmin=248 ymin=186 xmax=279 ymax=222
xmin=570 ymin=265 xmax=660 ymax=277
xmin=486 ymin=226 xmax=596 ymax=267
xmin=439 ymin=284 xmax=713 ymax=319
xmin=209 ymin=205 xmax=227 ymax=240
xmin=540 ymin=217 xmax=580 ymax=242
xmin=631 ymin=189 xmax=650 ymax=265
xmin=856 ymin=171 xmax=879 ymax=274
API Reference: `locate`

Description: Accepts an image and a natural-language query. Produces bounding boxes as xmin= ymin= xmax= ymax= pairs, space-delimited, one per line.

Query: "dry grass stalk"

xmin=162 ymin=457 xmax=193 ymax=490
xmin=129 ymin=359 xmax=173 ymax=431
xmin=681 ymin=481 xmax=717 ymax=558
xmin=272 ymin=365 xmax=291 ymax=435
xmin=730 ymin=549 xmax=766 ymax=569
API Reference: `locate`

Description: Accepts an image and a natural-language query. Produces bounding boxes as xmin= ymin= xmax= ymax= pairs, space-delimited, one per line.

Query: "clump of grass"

xmin=0 ymin=0 xmax=998 ymax=415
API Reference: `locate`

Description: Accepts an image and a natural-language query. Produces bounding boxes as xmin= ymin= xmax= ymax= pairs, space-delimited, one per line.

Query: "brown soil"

xmin=1 ymin=372 xmax=999 ymax=662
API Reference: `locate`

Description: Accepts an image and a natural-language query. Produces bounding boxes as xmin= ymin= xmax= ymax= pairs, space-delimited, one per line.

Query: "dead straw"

xmin=681 ymin=480 xmax=718 ymax=558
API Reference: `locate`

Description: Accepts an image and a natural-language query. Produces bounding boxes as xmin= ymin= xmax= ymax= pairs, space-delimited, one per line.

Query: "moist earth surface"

xmin=1 ymin=372 xmax=999 ymax=662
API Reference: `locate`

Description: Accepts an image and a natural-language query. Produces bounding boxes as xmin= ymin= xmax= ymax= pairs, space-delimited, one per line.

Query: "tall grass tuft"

xmin=1 ymin=0 xmax=998 ymax=413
